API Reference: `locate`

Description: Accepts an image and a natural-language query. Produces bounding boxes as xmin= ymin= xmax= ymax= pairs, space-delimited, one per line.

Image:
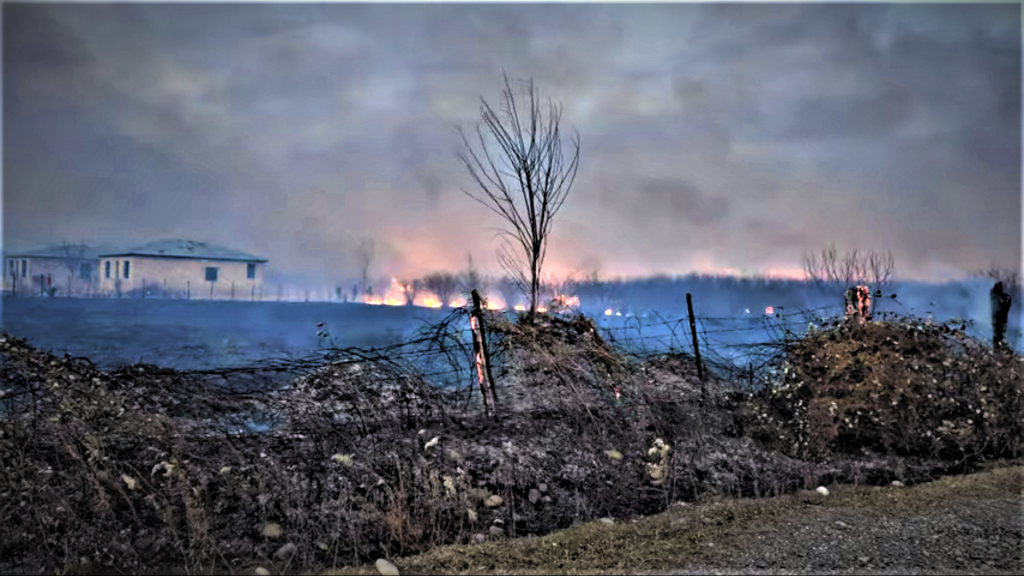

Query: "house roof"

xmin=98 ymin=239 xmax=268 ymax=263
xmin=5 ymin=243 xmax=111 ymax=260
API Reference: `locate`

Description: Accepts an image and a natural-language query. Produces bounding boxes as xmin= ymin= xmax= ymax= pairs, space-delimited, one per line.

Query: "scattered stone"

xmin=261 ymin=523 xmax=283 ymax=539
xmin=891 ymin=480 xmax=904 ymax=487
xmin=528 ymin=488 xmax=541 ymax=505
xmin=537 ymin=483 xmax=548 ymax=494
xmin=512 ymin=512 xmax=524 ymax=522
xmin=815 ymin=486 xmax=830 ymax=496
xmin=274 ymin=542 xmax=297 ymax=561
xmin=471 ymin=533 xmax=487 ymax=544
xmin=606 ymin=449 xmax=623 ymax=460
xmin=858 ymin=556 xmax=870 ymax=564
xmin=375 ymin=558 xmax=400 ymax=576
xmin=598 ymin=517 xmax=615 ymax=525
xmin=484 ymin=495 xmax=504 ymax=508
xmin=254 ymin=568 xmax=270 ymax=576
xmin=834 ymin=521 xmax=849 ymax=529
xmin=488 ymin=525 xmax=506 ymax=538
xmin=541 ymin=496 xmax=552 ymax=504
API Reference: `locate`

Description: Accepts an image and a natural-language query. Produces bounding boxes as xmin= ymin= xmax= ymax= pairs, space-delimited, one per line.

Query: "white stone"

xmin=815 ymin=486 xmax=829 ymax=496
xmin=375 ymin=558 xmax=400 ymax=576
xmin=274 ymin=542 xmax=297 ymax=561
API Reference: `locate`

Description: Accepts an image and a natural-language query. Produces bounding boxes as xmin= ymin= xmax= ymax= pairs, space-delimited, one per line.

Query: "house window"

xmin=105 ymin=261 xmax=111 ymax=279
xmin=123 ymin=260 xmax=130 ymax=279
xmin=247 ymin=263 xmax=256 ymax=280
xmin=7 ymin=260 xmax=14 ymax=278
xmin=80 ymin=262 xmax=92 ymax=279
xmin=205 ymin=267 xmax=218 ymax=282
xmin=20 ymin=260 xmax=27 ymax=278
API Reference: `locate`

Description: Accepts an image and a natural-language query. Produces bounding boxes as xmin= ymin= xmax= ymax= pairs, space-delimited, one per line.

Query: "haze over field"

xmin=3 ymin=3 xmax=1021 ymax=289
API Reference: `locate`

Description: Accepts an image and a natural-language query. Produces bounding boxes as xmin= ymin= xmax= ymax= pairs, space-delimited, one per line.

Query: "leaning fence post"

xmin=471 ymin=289 xmax=498 ymax=417
xmin=686 ymin=293 xmax=707 ymax=404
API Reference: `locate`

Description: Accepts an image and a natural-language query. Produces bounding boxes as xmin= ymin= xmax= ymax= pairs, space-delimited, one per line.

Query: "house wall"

xmin=4 ymin=257 xmax=100 ymax=296
xmin=98 ymin=256 xmax=266 ymax=299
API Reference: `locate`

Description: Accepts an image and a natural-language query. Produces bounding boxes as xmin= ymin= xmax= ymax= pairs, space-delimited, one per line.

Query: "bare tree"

xmin=459 ymin=253 xmax=490 ymax=301
xmin=974 ymin=264 xmax=1021 ymax=292
xmin=495 ymin=275 xmax=521 ymax=310
xmin=804 ymin=243 xmax=895 ymax=294
xmin=457 ymin=73 xmax=580 ymax=320
xmin=423 ymin=272 xmax=460 ymax=308
xmin=354 ymin=237 xmax=376 ymax=296
xmin=399 ymin=278 xmax=422 ymax=306
xmin=56 ymin=241 xmax=89 ymax=297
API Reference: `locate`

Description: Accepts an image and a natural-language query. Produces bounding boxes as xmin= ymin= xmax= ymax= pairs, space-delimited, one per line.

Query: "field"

xmin=1 ymin=278 xmax=1016 ymax=374
xmin=0 ymin=297 xmax=453 ymax=371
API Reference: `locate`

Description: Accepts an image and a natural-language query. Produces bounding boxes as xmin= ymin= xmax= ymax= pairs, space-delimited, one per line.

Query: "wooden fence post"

xmin=471 ymin=289 xmax=498 ymax=417
xmin=844 ymin=285 xmax=871 ymax=325
xmin=186 ymin=280 xmax=190 ymax=300
xmin=686 ymin=293 xmax=707 ymax=405
xmin=231 ymin=281 xmax=235 ymax=300
xmin=991 ymin=281 xmax=1012 ymax=353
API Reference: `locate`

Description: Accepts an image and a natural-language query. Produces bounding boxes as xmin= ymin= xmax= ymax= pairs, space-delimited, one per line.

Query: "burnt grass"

xmin=0 ymin=310 xmax=1021 ymax=575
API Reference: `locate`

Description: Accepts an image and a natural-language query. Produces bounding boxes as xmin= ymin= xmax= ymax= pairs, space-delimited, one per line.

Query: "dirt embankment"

xmin=0 ymin=311 xmax=1020 ymax=575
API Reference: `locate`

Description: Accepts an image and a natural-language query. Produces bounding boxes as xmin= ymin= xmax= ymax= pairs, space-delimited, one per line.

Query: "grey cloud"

xmin=635 ymin=179 xmax=731 ymax=228
xmin=3 ymin=3 xmax=1020 ymax=284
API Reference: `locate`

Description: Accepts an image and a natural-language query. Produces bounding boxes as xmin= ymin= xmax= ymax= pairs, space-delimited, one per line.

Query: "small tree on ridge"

xmin=457 ymin=73 xmax=580 ymax=320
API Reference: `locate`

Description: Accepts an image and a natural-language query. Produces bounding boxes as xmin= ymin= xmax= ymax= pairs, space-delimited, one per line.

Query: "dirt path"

xmin=651 ymin=495 xmax=1021 ymax=575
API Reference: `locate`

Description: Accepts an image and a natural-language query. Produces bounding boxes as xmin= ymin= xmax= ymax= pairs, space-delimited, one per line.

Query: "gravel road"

xmin=649 ymin=495 xmax=1022 ymax=575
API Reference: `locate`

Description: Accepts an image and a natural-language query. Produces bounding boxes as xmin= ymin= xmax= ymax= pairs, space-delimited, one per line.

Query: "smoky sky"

xmin=3 ymin=2 xmax=1021 ymax=286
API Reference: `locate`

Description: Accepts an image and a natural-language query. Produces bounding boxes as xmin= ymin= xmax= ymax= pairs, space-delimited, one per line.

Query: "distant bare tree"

xmin=423 ymin=272 xmax=460 ymax=308
xmin=541 ymin=271 xmax=577 ymax=302
xmin=457 ymin=73 xmax=580 ymax=320
xmin=355 ymin=237 xmax=376 ymax=296
xmin=56 ymin=241 xmax=89 ymax=297
xmin=974 ymin=264 xmax=1020 ymax=292
xmin=459 ymin=253 xmax=489 ymax=301
xmin=495 ymin=275 xmax=521 ymax=310
xmin=804 ymin=243 xmax=895 ymax=295
xmin=399 ymin=279 xmax=422 ymax=306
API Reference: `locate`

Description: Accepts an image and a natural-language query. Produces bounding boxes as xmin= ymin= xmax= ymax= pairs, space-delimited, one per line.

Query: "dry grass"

xmin=1 ymin=310 xmax=1021 ymax=575
xmin=323 ymin=465 xmax=1023 ymax=576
